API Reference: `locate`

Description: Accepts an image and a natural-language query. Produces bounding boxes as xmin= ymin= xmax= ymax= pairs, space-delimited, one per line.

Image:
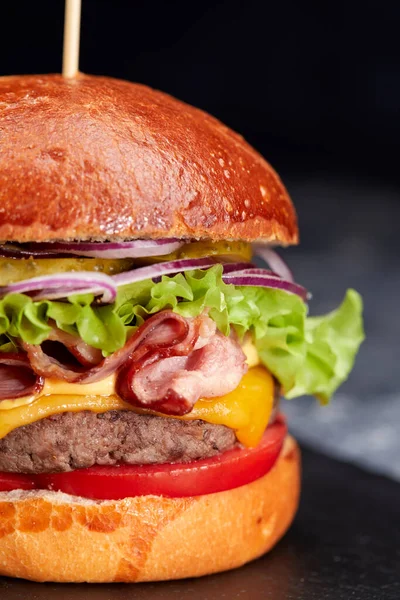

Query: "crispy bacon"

xmin=46 ymin=327 xmax=103 ymax=367
xmin=21 ymin=311 xmax=248 ymax=415
xmin=117 ymin=327 xmax=248 ymax=415
xmin=0 ymin=353 xmax=44 ymax=401
xmin=22 ymin=311 xmax=193 ymax=384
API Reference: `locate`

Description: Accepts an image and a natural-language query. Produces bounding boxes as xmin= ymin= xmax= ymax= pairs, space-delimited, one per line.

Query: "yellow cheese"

xmin=0 ymin=394 xmax=131 ymax=439
xmin=43 ymin=375 xmax=116 ymax=398
xmin=180 ymin=366 xmax=274 ymax=446
xmin=0 ymin=375 xmax=117 ymax=411
xmin=241 ymin=336 xmax=260 ymax=368
xmin=0 ymin=367 xmax=274 ymax=447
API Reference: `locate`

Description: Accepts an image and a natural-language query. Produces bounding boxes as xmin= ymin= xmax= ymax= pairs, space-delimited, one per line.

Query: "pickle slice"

xmin=138 ymin=241 xmax=252 ymax=264
xmin=0 ymin=257 xmax=135 ymax=285
xmin=0 ymin=241 xmax=252 ymax=285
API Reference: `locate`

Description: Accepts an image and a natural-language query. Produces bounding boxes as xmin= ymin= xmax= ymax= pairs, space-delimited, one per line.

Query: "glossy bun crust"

xmin=0 ymin=74 xmax=298 ymax=245
xmin=0 ymin=436 xmax=300 ymax=583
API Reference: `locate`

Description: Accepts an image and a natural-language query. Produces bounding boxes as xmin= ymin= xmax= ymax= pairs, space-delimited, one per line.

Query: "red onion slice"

xmin=222 ymin=274 xmax=308 ymax=300
xmin=113 ymin=257 xmax=219 ymax=286
xmin=0 ymin=253 xmax=308 ymax=304
xmin=223 ymin=267 xmax=280 ymax=278
xmin=0 ymin=272 xmax=117 ymax=303
xmin=113 ymin=259 xmax=308 ymax=301
xmin=253 ymin=245 xmax=294 ymax=282
xmin=17 ymin=239 xmax=184 ymax=259
xmin=0 ymin=244 xmax=70 ymax=259
xmin=221 ymin=262 xmax=256 ymax=273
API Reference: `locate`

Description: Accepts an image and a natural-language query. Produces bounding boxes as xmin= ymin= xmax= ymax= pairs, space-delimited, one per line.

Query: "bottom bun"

xmin=0 ymin=435 xmax=300 ymax=583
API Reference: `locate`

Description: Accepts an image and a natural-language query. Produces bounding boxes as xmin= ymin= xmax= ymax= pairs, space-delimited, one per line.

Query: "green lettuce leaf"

xmin=254 ymin=288 xmax=364 ymax=402
xmin=0 ymin=334 xmax=18 ymax=353
xmin=0 ymin=266 xmax=364 ymax=401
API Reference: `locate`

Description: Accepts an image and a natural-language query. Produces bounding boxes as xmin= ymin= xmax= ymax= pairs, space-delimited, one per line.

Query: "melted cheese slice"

xmin=0 ymin=367 xmax=274 ymax=448
xmin=241 ymin=336 xmax=260 ymax=368
xmin=180 ymin=366 xmax=274 ymax=446
xmin=0 ymin=376 xmax=117 ymax=411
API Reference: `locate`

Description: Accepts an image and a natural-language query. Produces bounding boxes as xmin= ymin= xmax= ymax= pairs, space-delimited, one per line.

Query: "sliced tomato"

xmin=0 ymin=416 xmax=287 ymax=499
xmin=36 ymin=416 xmax=287 ymax=499
xmin=0 ymin=471 xmax=37 ymax=491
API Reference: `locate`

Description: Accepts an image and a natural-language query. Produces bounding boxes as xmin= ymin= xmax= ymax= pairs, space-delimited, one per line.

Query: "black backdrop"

xmin=1 ymin=0 xmax=399 ymax=181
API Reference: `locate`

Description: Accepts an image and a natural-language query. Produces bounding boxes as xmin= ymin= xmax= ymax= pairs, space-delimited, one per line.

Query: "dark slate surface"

xmin=1 ymin=447 xmax=399 ymax=599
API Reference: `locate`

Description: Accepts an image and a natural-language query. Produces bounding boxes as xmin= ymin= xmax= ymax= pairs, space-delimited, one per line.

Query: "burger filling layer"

xmin=0 ymin=241 xmax=364 ymax=495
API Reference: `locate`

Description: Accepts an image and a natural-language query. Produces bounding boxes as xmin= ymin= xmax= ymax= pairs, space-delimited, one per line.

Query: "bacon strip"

xmin=22 ymin=311 xmax=192 ymax=384
xmin=0 ymin=354 xmax=44 ymax=401
xmin=117 ymin=329 xmax=248 ymax=415
xmin=21 ymin=311 xmax=248 ymax=415
xmin=46 ymin=327 xmax=103 ymax=367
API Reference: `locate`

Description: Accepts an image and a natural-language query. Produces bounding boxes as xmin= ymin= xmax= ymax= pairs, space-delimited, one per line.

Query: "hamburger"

xmin=0 ymin=74 xmax=364 ymax=583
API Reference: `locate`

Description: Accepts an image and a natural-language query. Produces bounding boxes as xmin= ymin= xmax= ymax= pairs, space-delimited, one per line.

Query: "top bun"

xmin=0 ymin=74 xmax=298 ymax=245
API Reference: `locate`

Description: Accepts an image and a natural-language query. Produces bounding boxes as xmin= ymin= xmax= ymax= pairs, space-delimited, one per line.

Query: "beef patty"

xmin=0 ymin=411 xmax=237 ymax=474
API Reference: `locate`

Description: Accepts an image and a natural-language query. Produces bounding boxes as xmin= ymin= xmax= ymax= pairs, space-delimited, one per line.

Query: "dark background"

xmin=2 ymin=0 xmax=400 ymax=180
xmin=1 ymin=3 xmax=400 ymax=597
xmin=1 ymin=0 xmax=399 ymax=472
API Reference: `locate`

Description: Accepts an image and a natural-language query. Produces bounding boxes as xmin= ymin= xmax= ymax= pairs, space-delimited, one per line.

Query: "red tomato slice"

xmin=0 ymin=472 xmax=37 ymax=492
xmin=36 ymin=416 xmax=287 ymax=500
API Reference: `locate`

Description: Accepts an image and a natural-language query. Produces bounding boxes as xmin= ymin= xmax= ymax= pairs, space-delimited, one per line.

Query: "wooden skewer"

xmin=62 ymin=0 xmax=82 ymax=78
